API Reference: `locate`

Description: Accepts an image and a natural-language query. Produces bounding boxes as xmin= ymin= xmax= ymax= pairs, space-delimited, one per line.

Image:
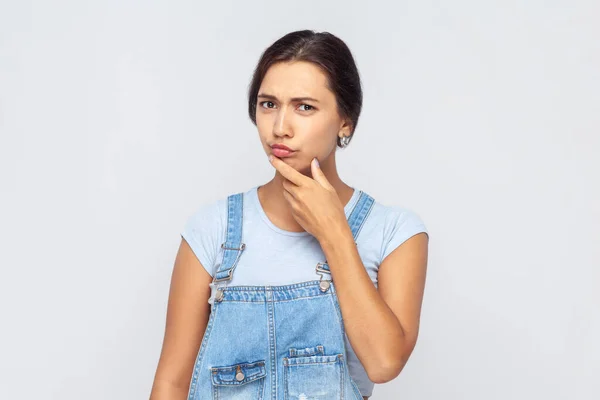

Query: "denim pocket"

xmin=287 ymin=345 xmax=325 ymax=358
xmin=283 ymin=346 xmax=344 ymax=400
xmin=210 ymin=360 xmax=266 ymax=400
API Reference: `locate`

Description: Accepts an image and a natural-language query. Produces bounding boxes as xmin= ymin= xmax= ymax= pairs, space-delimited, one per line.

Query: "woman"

xmin=150 ymin=30 xmax=429 ymax=400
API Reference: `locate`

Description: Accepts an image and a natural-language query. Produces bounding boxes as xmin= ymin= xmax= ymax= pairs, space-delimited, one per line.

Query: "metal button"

xmin=215 ymin=289 xmax=224 ymax=302
xmin=319 ymin=280 xmax=330 ymax=292
xmin=235 ymin=366 xmax=244 ymax=381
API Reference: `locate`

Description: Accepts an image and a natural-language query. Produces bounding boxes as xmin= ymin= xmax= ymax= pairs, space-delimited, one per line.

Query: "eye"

xmin=259 ymin=101 xmax=276 ymax=109
xmin=298 ymin=104 xmax=315 ymax=111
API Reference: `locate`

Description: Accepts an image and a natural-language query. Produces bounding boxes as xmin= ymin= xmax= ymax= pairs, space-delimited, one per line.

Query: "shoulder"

xmin=362 ymin=195 xmax=429 ymax=261
xmin=183 ymin=196 xmax=227 ymax=232
xmin=364 ymin=195 xmax=427 ymax=231
xmin=182 ymin=186 xmax=256 ymax=235
xmin=381 ymin=204 xmax=426 ymax=233
xmin=180 ymin=188 xmax=253 ymax=275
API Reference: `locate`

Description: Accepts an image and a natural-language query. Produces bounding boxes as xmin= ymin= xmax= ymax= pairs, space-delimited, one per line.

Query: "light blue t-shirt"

xmin=181 ymin=185 xmax=428 ymax=397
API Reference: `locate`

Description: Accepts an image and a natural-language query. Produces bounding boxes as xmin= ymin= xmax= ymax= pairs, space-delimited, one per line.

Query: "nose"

xmin=273 ymin=107 xmax=293 ymax=138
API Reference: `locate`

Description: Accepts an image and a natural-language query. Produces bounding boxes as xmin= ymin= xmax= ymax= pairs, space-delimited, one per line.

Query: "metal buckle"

xmin=211 ymin=242 xmax=245 ymax=284
xmin=316 ymin=262 xmax=332 ymax=292
xmin=221 ymin=243 xmax=246 ymax=251
xmin=316 ymin=261 xmax=330 ymax=274
xmin=215 ymin=288 xmax=225 ymax=302
xmin=212 ymin=269 xmax=233 ymax=283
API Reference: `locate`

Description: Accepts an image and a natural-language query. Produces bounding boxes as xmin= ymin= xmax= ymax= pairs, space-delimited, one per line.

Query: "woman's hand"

xmin=269 ymin=155 xmax=348 ymax=242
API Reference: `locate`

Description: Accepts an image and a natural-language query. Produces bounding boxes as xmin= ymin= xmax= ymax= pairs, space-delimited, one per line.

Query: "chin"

xmin=278 ymin=157 xmax=311 ymax=174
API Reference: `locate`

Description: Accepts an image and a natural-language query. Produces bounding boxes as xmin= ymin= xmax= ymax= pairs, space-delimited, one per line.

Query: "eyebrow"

xmin=257 ymin=93 xmax=320 ymax=103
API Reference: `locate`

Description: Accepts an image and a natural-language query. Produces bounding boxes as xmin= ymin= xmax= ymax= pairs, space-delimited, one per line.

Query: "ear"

xmin=339 ymin=119 xmax=353 ymax=139
xmin=339 ymin=119 xmax=352 ymax=138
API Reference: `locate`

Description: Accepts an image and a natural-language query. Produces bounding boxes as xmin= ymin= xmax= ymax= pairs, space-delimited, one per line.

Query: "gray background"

xmin=1 ymin=1 xmax=598 ymax=399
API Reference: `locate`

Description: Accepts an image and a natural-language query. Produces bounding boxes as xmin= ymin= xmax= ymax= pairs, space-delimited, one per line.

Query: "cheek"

xmin=304 ymin=118 xmax=338 ymax=145
xmin=255 ymin=114 xmax=271 ymax=140
xmin=300 ymin=112 xmax=331 ymax=133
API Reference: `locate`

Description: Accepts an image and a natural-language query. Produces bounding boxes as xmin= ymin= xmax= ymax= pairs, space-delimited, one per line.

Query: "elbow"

xmin=366 ymin=340 xmax=417 ymax=384
xmin=366 ymin=360 xmax=403 ymax=384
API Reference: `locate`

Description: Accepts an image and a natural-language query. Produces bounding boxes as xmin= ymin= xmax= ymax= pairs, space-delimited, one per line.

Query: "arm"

xmin=149 ymin=238 xmax=213 ymax=400
xmin=319 ymin=227 xmax=429 ymax=384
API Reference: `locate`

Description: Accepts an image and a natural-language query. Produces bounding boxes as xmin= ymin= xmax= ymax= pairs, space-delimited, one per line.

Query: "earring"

xmin=339 ymin=135 xmax=350 ymax=148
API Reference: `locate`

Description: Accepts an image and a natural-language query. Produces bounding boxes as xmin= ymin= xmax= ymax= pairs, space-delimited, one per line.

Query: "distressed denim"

xmin=187 ymin=190 xmax=375 ymax=400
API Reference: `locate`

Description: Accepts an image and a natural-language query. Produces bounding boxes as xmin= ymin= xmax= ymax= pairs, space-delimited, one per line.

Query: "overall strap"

xmin=213 ymin=192 xmax=246 ymax=282
xmin=316 ymin=191 xmax=375 ymax=278
xmin=347 ymin=190 xmax=375 ymax=241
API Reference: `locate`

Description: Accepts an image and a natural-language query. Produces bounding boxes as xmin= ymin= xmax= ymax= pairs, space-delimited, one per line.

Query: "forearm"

xmin=149 ymin=380 xmax=189 ymax=400
xmin=318 ymin=224 xmax=410 ymax=383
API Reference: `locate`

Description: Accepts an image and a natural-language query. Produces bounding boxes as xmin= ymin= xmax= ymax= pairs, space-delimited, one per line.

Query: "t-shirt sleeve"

xmin=180 ymin=199 xmax=225 ymax=277
xmin=381 ymin=207 xmax=429 ymax=262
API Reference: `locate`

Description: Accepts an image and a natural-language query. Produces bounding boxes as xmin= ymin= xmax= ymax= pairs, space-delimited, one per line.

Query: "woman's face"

xmin=255 ymin=61 xmax=350 ymax=173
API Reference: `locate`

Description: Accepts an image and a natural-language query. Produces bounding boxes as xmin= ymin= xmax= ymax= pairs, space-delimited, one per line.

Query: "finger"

xmin=282 ymin=178 xmax=299 ymax=199
xmin=311 ymin=157 xmax=334 ymax=190
xmin=282 ymin=187 xmax=296 ymax=205
xmin=269 ymin=155 xmax=307 ymax=186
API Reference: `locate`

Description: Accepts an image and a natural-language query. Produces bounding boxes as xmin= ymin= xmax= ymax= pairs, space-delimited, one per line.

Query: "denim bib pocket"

xmin=283 ymin=346 xmax=344 ymax=400
xmin=210 ymin=359 xmax=266 ymax=400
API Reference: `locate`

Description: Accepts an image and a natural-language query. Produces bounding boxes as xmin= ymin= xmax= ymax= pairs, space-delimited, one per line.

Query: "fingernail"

xmin=313 ymin=158 xmax=319 ymax=168
xmin=268 ymin=154 xmax=273 ymax=162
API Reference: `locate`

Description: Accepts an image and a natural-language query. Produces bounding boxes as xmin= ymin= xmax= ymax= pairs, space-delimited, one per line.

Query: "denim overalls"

xmin=187 ymin=189 xmax=375 ymax=400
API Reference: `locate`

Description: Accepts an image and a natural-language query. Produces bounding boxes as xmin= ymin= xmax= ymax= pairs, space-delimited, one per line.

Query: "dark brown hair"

xmin=247 ymin=30 xmax=363 ymax=148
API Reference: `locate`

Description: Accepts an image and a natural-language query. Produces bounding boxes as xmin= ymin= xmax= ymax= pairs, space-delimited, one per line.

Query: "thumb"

xmin=311 ymin=157 xmax=333 ymax=189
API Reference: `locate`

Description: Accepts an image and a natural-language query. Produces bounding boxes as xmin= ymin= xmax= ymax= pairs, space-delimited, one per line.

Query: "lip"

xmin=270 ymin=143 xmax=296 ymax=158
xmin=270 ymin=144 xmax=294 ymax=152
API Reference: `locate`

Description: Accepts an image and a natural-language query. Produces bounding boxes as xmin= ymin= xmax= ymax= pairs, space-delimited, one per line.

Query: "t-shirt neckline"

xmin=250 ymin=185 xmax=360 ymax=237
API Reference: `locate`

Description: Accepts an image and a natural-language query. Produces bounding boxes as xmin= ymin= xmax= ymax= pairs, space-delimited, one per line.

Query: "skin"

xmin=150 ymin=60 xmax=429 ymax=400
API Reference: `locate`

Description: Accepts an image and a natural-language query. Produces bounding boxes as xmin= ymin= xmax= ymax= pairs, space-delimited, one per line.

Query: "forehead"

xmin=259 ymin=61 xmax=333 ymax=100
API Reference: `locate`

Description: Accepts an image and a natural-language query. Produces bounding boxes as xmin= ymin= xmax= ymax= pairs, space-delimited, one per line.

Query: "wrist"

xmin=317 ymin=220 xmax=354 ymax=251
